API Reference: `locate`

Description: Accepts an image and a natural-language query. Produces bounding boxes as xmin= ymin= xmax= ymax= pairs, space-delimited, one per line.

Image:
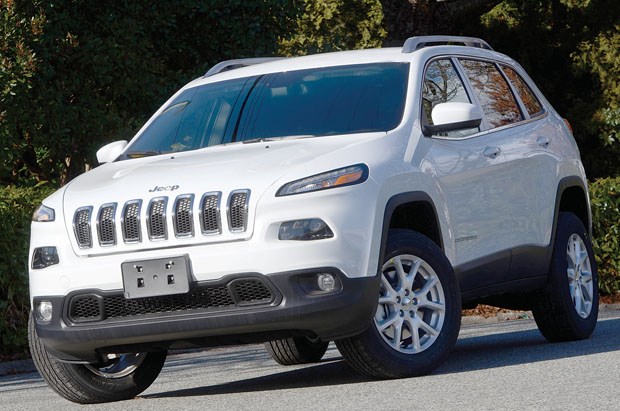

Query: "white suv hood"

xmin=62 ymin=134 xmax=379 ymax=255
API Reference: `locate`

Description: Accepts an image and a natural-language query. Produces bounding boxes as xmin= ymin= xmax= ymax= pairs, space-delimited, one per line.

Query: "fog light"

xmin=36 ymin=301 xmax=53 ymax=322
xmin=32 ymin=247 xmax=59 ymax=269
xmin=278 ymin=219 xmax=334 ymax=241
xmin=317 ymin=273 xmax=336 ymax=292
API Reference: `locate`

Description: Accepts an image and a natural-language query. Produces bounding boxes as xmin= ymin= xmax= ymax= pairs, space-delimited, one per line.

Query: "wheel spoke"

xmin=379 ymin=295 xmax=396 ymax=305
xmin=417 ymin=318 xmax=440 ymax=337
xmin=416 ymin=275 xmax=439 ymax=298
xmin=580 ymin=283 xmax=592 ymax=304
xmin=407 ymin=259 xmax=422 ymax=290
xmin=378 ymin=314 xmax=399 ymax=332
xmin=573 ymin=286 xmax=582 ymax=314
xmin=408 ymin=318 xmax=421 ymax=351
xmin=567 ymin=240 xmax=578 ymax=267
xmin=418 ymin=299 xmax=444 ymax=312
xmin=394 ymin=256 xmax=408 ymax=289
xmin=566 ymin=268 xmax=576 ymax=281
xmin=380 ymin=273 xmax=398 ymax=297
xmin=391 ymin=319 xmax=404 ymax=349
xmin=581 ymin=269 xmax=592 ymax=283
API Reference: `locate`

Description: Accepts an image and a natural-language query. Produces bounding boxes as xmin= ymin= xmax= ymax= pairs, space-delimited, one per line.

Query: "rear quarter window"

xmin=502 ymin=66 xmax=544 ymax=117
xmin=459 ymin=59 xmax=523 ymax=129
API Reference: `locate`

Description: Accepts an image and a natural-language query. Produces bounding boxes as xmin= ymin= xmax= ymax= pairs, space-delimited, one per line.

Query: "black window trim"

xmin=419 ymin=55 xmax=485 ymax=140
xmin=421 ymin=54 xmax=550 ymax=141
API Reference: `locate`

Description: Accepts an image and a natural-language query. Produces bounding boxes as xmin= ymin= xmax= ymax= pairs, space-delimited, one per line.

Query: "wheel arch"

xmin=544 ymin=175 xmax=592 ymax=275
xmin=555 ymin=176 xmax=591 ymax=237
xmin=379 ymin=192 xmax=443 ymax=272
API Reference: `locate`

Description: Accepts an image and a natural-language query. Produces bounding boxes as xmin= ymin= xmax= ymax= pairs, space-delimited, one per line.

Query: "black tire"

xmin=29 ymin=315 xmax=167 ymax=404
xmin=265 ymin=336 xmax=329 ymax=365
xmin=532 ymin=212 xmax=599 ymax=342
xmin=336 ymin=229 xmax=461 ymax=378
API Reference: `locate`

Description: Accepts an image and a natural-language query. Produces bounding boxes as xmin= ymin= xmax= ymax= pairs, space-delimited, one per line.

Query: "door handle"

xmin=537 ymin=136 xmax=550 ymax=148
xmin=483 ymin=146 xmax=501 ymax=159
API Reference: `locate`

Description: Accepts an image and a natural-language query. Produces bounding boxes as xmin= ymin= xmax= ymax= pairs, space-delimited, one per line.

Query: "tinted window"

xmin=459 ymin=59 xmax=523 ymax=128
xmin=423 ymin=59 xmax=477 ymax=137
xmin=502 ymin=66 xmax=543 ymax=117
xmin=423 ymin=59 xmax=471 ymax=122
xmin=124 ymin=63 xmax=409 ymax=158
xmin=238 ymin=63 xmax=409 ymax=139
xmin=125 ymin=77 xmax=250 ymax=157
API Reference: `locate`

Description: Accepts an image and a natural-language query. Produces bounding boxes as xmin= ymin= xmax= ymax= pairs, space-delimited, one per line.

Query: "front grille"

xmin=67 ymin=278 xmax=276 ymax=323
xmin=200 ymin=192 xmax=221 ymax=234
xmin=97 ymin=204 xmax=116 ymax=246
xmin=173 ymin=195 xmax=194 ymax=237
xmin=73 ymin=189 xmax=250 ymax=249
xmin=121 ymin=201 xmax=142 ymax=243
xmin=147 ymin=198 xmax=167 ymax=240
xmin=228 ymin=190 xmax=250 ymax=232
xmin=230 ymin=279 xmax=273 ymax=305
xmin=70 ymin=295 xmax=102 ymax=321
xmin=73 ymin=207 xmax=93 ymax=248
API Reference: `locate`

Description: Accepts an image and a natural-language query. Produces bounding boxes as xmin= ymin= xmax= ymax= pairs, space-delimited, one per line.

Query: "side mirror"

xmin=423 ymin=102 xmax=482 ymax=136
xmin=96 ymin=140 xmax=128 ymax=164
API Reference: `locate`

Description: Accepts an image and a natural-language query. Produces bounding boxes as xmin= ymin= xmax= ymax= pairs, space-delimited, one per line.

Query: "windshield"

xmin=122 ymin=63 xmax=409 ymax=158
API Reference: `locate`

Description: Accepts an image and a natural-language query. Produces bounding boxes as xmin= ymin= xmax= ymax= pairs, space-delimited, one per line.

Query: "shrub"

xmin=589 ymin=177 xmax=620 ymax=294
xmin=0 ymin=184 xmax=54 ymax=357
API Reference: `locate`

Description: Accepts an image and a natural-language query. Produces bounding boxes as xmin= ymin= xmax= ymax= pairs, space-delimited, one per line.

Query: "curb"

xmin=0 ymin=359 xmax=37 ymax=377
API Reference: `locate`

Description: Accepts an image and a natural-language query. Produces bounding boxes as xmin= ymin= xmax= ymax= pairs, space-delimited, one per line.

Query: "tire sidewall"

xmin=62 ymin=351 xmax=167 ymax=401
xmin=549 ymin=212 xmax=599 ymax=337
xmin=361 ymin=229 xmax=461 ymax=377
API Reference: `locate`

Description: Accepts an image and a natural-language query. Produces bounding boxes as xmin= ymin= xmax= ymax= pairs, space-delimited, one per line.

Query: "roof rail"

xmin=402 ymin=36 xmax=493 ymax=53
xmin=203 ymin=57 xmax=285 ymax=78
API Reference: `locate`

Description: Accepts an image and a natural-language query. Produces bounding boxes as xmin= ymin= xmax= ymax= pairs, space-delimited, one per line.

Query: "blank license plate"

xmin=121 ymin=255 xmax=191 ymax=299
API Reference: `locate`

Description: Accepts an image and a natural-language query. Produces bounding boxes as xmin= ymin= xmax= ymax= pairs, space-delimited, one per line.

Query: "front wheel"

xmin=532 ymin=212 xmax=599 ymax=342
xmin=29 ymin=315 xmax=167 ymax=404
xmin=336 ymin=229 xmax=461 ymax=378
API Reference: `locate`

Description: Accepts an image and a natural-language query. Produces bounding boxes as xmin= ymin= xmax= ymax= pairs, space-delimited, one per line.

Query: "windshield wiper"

xmin=123 ymin=150 xmax=163 ymax=159
xmin=241 ymin=138 xmax=277 ymax=144
xmin=241 ymin=135 xmax=316 ymax=144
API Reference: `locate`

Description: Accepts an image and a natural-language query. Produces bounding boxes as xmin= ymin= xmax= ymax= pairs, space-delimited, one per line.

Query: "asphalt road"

xmin=2 ymin=311 xmax=619 ymax=411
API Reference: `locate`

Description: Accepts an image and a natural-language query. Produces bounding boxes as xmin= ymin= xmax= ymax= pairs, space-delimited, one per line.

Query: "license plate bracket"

xmin=121 ymin=255 xmax=191 ymax=299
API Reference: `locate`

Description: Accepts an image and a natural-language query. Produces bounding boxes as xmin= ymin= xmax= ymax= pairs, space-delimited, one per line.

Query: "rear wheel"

xmin=532 ymin=212 xmax=598 ymax=341
xmin=336 ymin=229 xmax=461 ymax=378
xmin=29 ymin=315 xmax=166 ymax=404
xmin=265 ymin=336 xmax=329 ymax=365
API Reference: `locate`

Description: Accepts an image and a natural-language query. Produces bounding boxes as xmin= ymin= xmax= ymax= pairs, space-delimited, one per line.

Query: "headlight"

xmin=276 ymin=164 xmax=368 ymax=196
xmin=32 ymin=204 xmax=55 ymax=222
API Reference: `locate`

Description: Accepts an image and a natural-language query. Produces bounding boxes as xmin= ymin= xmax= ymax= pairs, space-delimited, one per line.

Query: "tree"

xmin=381 ymin=0 xmax=502 ymax=45
xmin=0 ymin=0 xmax=297 ymax=186
xmin=278 ymin=0 xmax=386 ymax=56
xmin=478 ymin=0 xmax=620 ymax=177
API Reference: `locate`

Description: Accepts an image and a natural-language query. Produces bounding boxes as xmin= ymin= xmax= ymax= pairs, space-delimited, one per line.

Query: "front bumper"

xmin=33 ymin=268 xmax=380 ymax=363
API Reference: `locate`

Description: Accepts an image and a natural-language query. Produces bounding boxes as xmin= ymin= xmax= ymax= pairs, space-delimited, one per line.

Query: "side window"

xmin=423 ymin=59 xmax=477 ymax=137
xmin=459 ymin=59 xmax=523 ymax=128
xmin=502 ymin=66 xmax=543 ymax=117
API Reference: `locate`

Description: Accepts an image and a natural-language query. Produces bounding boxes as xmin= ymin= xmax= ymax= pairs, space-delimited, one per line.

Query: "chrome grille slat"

xmin=97 ymin=203 xmax=117 ymax=246
xmin=73 ymin=189 xmax=250 ymax=249
xmin=147 ymin=197 xmax=168 ymax=240
xmin=73 ymin=207 xmax=93 ymax=249
xmin=173 ymin=194 xmax=194 ymax=238
xmin=200 ymin=192 xmax=221 ymax=235
xmin=228 ymin=190 xmax=250 ymax=233
xmin=121 ymin=200 xmax=142 ymax=243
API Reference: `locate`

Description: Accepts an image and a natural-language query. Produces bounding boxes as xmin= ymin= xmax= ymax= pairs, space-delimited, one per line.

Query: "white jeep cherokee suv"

xmin=28 ymin=36 xmax=598 ymax=403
